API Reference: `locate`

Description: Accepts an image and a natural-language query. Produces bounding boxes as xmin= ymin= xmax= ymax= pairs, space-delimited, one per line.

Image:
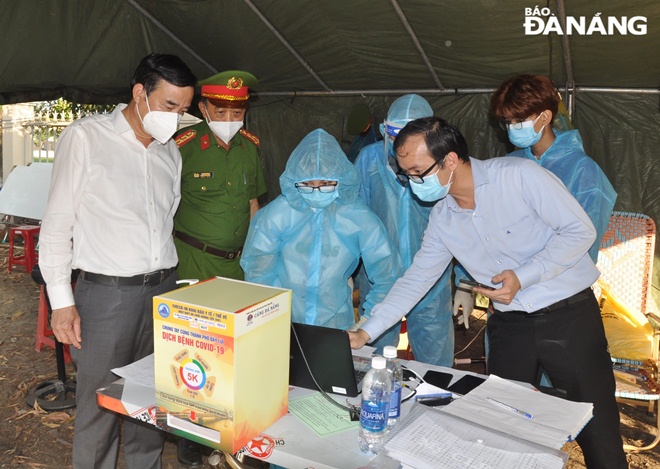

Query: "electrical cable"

xmin=291 ymin=324 xmax=361 ymax=420
xmin=453 ymin=308 xmax=487 ymax=357
xmin=400 ymin=364 xmax=424 ymax=402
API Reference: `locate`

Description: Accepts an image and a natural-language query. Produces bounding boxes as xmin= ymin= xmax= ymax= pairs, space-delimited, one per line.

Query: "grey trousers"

xmin=71 ymin=272 xmax=177 ymax=469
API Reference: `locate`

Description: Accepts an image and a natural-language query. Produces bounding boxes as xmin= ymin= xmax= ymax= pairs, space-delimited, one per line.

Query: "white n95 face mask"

xmin=138 ymin=95 xmax=179 ymax=144
xmin=208 ymin=121 xmax=244 ymax=145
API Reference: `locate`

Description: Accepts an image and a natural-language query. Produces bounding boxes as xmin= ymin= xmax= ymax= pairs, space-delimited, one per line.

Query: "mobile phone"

xmin=459 ymin=279 xmax=496 ymax=291
xmin=446 ymin=374 xmax=486 ymax=395
xmin=422 ymin=370 xmax=453 ymax=389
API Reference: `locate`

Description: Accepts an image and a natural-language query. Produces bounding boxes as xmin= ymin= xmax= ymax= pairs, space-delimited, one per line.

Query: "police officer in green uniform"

xmin=173 ymin=70 xmax=267 ymax=283
xmin=173 ymin=72 xmax=267 ymax=467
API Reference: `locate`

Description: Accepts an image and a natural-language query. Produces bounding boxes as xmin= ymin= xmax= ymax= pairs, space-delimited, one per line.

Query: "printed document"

xmin=385 ymin=404 xmax=568 ymax=469
xmin=442 ymin=375 xmax=593 ymax=450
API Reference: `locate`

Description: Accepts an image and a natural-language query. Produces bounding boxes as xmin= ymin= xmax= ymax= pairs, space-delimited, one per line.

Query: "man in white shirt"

xmin=39 ymin=53 xmax=196 ymax=469
xmin=350 ymin=117 xmax=627 ymax=469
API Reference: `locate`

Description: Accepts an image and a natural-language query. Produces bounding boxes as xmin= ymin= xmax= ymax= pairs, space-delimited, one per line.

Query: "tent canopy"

xmin=1 ymin=0 xmax=658 ymax=103
xmin=1 ymin=1 xmax=659 ymax=309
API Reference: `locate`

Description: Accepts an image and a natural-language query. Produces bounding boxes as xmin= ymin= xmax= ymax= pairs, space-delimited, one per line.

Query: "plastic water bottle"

xmin=383 ymin=346 xmax=403 ymax=429
xmin=358 ymin=356 xmax=391 ymax=454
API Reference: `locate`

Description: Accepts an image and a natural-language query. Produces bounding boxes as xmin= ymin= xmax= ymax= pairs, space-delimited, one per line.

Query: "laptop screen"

xmin=289 ymin=322 xmax=368 ymax=397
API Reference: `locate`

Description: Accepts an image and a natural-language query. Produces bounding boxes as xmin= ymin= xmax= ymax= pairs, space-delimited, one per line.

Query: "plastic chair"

xmin=595 ymin=211 xmax=659 ymax=452
xmin=8 ymin=225 xmax=40 ymax=273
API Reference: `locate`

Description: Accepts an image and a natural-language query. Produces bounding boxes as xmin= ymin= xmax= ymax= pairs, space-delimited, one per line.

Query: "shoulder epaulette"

xmin=240 ymin=128 xmax=260 ymax=147
xmin=175 ymin=129 xmax=196 ymax=148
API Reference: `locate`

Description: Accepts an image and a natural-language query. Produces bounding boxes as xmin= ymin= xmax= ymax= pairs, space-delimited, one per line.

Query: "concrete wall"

xmin=1 ymin=104 xmax=34 ymax=183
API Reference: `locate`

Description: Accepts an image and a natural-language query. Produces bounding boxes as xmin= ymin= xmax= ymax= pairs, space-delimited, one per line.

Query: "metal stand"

xmin=25 ymin=266 xmax=76 ymax=411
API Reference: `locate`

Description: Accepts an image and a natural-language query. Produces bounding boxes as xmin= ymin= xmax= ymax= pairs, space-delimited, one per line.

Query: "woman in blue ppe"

xmin=241 ymin=129 xmax=403 ymax=346
xmin=354 ymin=94 xmax=455 ymax=366
xmin=491 ymin=75 xmax=616 ymax=263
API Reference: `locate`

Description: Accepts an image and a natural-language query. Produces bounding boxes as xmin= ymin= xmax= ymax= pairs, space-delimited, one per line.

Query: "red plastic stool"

xmin=36 ymin=286 xmax=72 ymax=364
xmin=8 ymin=225 xmax=40 ymax=273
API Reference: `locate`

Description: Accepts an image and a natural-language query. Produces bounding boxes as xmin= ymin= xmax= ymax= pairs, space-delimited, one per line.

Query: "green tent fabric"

xmin=0 ymin=0 xmax=658 ymax=309
xmin=1 ymin=1 xmax=658 ymax=101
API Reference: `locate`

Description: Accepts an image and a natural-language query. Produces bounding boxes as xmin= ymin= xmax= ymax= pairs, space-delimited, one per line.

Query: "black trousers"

xmin=488 ymin=291 xmax=628 ymax=469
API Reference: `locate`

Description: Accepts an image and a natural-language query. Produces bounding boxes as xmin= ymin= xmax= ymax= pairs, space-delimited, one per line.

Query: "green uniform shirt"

xmin=173 ymin=121 xmax=267 ymax=280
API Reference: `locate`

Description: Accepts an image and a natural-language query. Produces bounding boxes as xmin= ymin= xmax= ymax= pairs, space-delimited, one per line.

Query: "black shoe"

xmin=176 ymin=438 xmax=204 ymax=468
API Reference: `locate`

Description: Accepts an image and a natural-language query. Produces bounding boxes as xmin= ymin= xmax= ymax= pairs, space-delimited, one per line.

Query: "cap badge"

xmin=227 ymin=77 xmax=243 ymax=90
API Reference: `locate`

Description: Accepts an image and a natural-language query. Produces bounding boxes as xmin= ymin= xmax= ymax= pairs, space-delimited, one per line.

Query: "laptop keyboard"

xmin=354 ymin=368 xmax=367 ymax=382
xmin=353 ymin=355 xmax=372 ymax=384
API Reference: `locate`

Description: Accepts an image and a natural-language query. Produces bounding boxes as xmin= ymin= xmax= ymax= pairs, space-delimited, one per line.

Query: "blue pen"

xmin=487 ymin=397 xmax=534 ymax=419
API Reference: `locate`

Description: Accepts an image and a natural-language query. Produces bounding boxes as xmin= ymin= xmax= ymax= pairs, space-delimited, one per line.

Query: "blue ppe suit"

xmin=346 ymin=124 xmax=380 ymax=164
xmin=241 ymin=129 xmax=403 ymax=343
xmin=354 ymin=95 xmax=454 ymax=367
xmin=510 ymin=129 xmax=616 ymax=263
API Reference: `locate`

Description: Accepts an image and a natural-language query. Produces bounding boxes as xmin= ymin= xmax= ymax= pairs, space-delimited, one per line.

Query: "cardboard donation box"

xmin=153 ymin=277 xmax=291 ymax=453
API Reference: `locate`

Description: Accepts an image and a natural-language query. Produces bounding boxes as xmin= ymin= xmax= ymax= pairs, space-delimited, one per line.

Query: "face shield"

xmin=381 ymin=94 xmax=433 ymax=158
xmin=381 ymin=120 xmax=404 ymax=158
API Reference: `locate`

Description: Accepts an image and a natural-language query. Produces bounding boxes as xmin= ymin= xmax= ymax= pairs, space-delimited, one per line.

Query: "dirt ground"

xmin=0 ymin=242 xmax=659 ymax=468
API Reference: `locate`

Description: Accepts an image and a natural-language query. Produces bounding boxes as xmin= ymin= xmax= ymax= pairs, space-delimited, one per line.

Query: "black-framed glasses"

xmin=396 ymin=161 xmax=438 ymax=185
xmin=294 ymin=182 xmax=338 ymax=194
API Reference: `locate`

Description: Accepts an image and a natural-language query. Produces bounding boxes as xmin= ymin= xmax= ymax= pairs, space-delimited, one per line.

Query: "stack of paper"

xmin=385 ymin=405 xmax=568 ymax=469
xmin=442 ymin=375 xmax=593 ymax=449
xmin=383 ymin=375 xmax=593 ymax=469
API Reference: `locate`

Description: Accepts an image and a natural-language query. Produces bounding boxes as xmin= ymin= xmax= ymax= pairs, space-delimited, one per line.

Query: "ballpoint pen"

xmin=486 ymin=397 xmax=534 ymax=419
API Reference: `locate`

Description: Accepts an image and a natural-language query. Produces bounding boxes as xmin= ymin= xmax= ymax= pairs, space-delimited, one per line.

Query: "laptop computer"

xmin=289 ymin=322 xmax=370 ymax=397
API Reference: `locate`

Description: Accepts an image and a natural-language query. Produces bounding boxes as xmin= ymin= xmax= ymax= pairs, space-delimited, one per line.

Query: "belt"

xmin=499 ymin=289 xmax=593 ymax=317
xmin=174 ymin=230 xmax=242 ymax=260
xmin=80 ymin=268 xmax=175 ymax=287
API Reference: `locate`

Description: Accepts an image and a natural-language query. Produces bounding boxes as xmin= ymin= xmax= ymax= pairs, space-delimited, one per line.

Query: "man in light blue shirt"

xmin=349 ymin=117 xmax=627 ymax=469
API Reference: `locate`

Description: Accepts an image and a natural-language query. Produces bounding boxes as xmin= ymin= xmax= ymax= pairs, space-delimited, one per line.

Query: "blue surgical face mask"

xmin=300 ymin=190 xmax=339 ymax=209
xmin=507 ymin=114 xmax=545 ymax=148
xmin=409 ymin=169 xmax=453 ymax=202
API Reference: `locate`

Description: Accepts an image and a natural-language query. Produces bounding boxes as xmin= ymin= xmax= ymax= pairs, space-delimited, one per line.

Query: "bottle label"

xmin=388 ymin=386 xmax=401 ymax=418
xmin=360 ymin=400 xmax=389 ymax=432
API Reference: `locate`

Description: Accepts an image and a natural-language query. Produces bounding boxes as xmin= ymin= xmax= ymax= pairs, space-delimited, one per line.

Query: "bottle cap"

xmin=371 ymin=356 xmax=386 ymax=369
xmin=383 ymin=346 xmax=397 ymax=358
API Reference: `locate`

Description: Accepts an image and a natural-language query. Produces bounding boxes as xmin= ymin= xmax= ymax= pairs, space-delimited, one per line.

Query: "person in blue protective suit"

xmin=345 ymin=103 xmax=381 ymax=163
xmin=240 ymin=129 xmax=403 ymax=347
xmin=491 ymin=74 xmax=616 ymax=263
xmin=354 ymin=94 xmax=455 ymax=366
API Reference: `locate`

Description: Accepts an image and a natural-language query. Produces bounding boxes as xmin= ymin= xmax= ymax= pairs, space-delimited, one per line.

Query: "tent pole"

xmin=389 ymin=0 xmax=445 ymax=90
xmin=124 ymin=0 xmax=217 ymax=74
xmin=257 ymin=88 xmax=493 ymax=97
xmin=577 ymin=87 xmax=660 ymax=94
xmin=257 ymin=87 xmax=660 ymax=98
xmin=242 ymin=0 xmax=332 ymax=92
xmin=555 ymin=0 xmax=575 ymax=121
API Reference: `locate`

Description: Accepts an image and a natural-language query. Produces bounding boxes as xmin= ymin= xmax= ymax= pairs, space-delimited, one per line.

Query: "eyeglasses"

xmin=294 ymin=182 xmax=338 ymax=194
xmin=396 ymin=161 xmax=438 ymax=185
xmin=499 ymin=114 xmax=542 ymax=131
